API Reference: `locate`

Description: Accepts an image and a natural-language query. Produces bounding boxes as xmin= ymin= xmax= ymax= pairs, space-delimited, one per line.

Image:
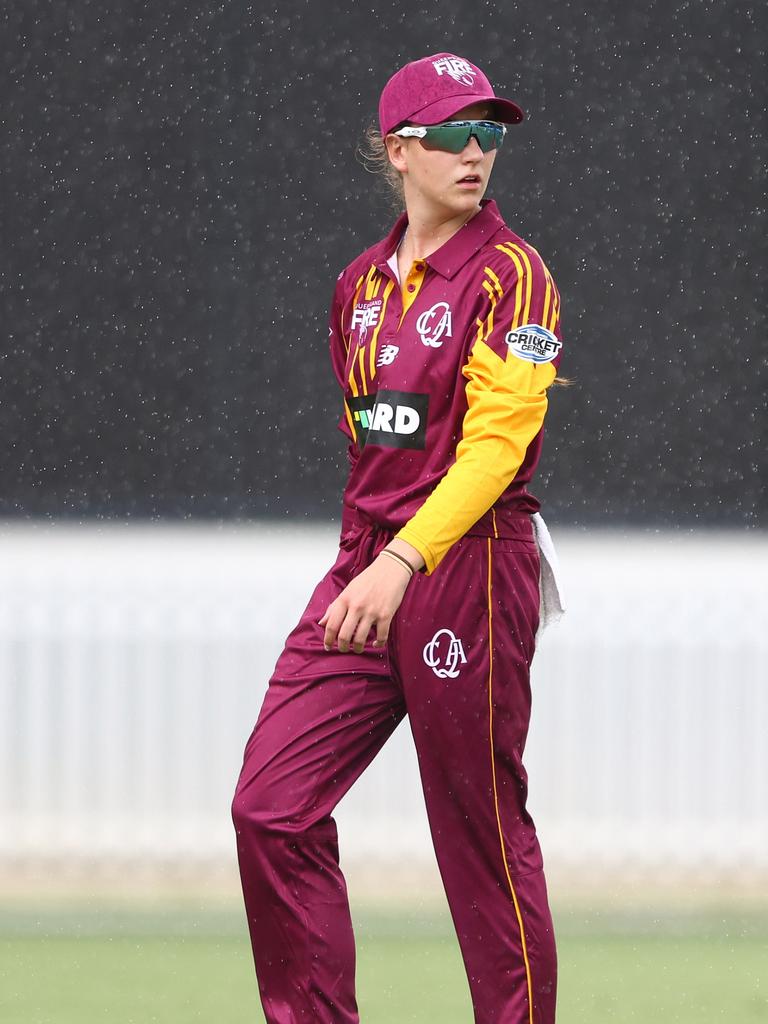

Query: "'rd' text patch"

xmin=347 ymin=391 xmax=428 ymax=449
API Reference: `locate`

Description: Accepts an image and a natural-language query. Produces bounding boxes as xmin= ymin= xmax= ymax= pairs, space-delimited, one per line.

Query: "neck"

xmin=400 ymin=202 xmax=483 ymax=262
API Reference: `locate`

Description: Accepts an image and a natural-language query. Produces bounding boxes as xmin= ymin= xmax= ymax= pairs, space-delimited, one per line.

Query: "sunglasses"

xmin=392 ymin=120 xmax=507 ymax=154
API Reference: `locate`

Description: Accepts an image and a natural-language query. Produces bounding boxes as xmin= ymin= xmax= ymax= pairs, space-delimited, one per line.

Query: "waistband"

xmin=465 ymin=506 xmax=534 ymax=541
xmin=340 ymin=504 xmax=533 ymax=542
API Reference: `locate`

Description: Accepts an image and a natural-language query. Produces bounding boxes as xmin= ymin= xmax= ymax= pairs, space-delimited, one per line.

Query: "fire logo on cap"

xmin=431 ymin=57 xmax=477 ymax=87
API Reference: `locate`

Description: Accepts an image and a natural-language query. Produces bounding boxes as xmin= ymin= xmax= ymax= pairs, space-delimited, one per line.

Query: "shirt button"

xmin=407 ymin=283 xmax=416 ymax=292
xmin=415 ymin=262 xmax=425 ymax=271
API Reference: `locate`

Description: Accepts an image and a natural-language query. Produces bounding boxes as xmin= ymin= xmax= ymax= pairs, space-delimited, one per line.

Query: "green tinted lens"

xmin=472 ymin=122 xmax=505 ymax=152
xmin=420 ymin=124 xmax=474 ymax=153
xmin=420 ymin=121 xmax=504 ymax=154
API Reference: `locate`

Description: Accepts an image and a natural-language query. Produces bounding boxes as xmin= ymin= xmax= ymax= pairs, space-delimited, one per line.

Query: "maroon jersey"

xmin=328 ymin=199 xmax=563 ymax=573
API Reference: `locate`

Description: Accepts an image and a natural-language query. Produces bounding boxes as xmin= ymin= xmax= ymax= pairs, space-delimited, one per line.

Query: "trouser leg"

xmin=232 ymin=555 xmax=404 ymax=1024
xmin=394 ymin=526 xmax=557 ymax=1024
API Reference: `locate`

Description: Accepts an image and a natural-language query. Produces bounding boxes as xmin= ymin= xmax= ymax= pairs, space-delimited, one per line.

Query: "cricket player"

xmin=233 ymin=52 xmax=564 ymax=1023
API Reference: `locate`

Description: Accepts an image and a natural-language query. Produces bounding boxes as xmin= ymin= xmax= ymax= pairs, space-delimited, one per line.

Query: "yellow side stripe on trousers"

xmin=487 ymin=538 xmax=534 ymax=1024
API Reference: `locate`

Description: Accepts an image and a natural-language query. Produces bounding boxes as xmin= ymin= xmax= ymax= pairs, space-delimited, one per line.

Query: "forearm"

xmin=396 ymin=392 xmax=548 ymax=572
xmin=384 ymin=536 xmax=426 ymax=572
xmin=396 ymin=341 xmax=555 ymax=573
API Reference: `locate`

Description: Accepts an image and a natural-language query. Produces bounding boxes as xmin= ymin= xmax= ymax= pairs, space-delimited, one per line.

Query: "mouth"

xmin=457 ymin=174 xmax=482 ymax=188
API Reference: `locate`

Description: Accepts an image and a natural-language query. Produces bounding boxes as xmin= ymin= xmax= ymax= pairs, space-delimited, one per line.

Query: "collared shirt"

xmin=328 ymin=199 xmax=563 ymax=574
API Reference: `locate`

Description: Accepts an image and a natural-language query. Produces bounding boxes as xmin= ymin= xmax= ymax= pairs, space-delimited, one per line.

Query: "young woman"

xmin=233 ymin=52 xmax=564 ymax=1024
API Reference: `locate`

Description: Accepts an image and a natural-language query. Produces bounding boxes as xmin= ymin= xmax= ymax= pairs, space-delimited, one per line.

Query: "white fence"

xmin=1 ymin=521 xmax=766 ymax=876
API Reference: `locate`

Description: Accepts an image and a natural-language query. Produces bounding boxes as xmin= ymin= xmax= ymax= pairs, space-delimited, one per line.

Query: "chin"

xmin=433 ymin=188 xmax=482 ymax=212
xmin=451 ymin=193 xmax=486 ymax=216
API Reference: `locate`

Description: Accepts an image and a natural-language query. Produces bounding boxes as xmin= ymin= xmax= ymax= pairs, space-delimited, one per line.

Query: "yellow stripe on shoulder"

xmin=351 ymin=273 xmax=366 ymax=316
xmin=547 ymin=284 xmax=561 ymax=334
xmin=364 ymin=264 xmax=381 ymax=300
xmin=495 ymin=243 xmax=526 ymax=329
xmin=500 ymin=243 xmax=534 ymax=325
xmin=530 ymin=247 xmax=558 ymax=332
xmin=495 ymin=242 xmax=560 ymax=333
xmin=483 ymin=265 xmax=504 ymax=299
xmin=474 ymin=266 xmax=505 ymax=345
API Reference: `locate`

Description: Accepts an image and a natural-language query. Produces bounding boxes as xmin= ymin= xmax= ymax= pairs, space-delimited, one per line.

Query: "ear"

xmin=384 ymin=133 xmax=409 ymax=174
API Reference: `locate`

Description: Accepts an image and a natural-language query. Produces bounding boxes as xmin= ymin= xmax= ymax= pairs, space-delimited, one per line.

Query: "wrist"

xmin=385 ymin=537 xmax=426 ymax=573
xmin=378 ymin=548 xmax=415 ymax=579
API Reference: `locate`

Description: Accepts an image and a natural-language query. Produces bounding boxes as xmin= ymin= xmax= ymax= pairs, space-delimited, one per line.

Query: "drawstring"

xmin=351 ymin=521 xmax=392 ymax=575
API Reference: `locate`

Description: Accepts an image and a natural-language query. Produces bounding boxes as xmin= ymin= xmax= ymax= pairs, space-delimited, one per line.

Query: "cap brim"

xmin=408 ymin=93 xmax=525 ymax=128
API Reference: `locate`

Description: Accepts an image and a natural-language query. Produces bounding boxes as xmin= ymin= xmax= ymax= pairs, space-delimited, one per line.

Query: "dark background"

xmin=2 ymin=0 xmax=765 ymax=526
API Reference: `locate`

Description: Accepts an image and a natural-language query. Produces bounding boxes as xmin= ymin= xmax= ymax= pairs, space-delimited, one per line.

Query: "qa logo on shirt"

xmin=423 ymin=628 xmax=467 ymax=679
xmin=416 ymin=302 xmax=453 ymax=348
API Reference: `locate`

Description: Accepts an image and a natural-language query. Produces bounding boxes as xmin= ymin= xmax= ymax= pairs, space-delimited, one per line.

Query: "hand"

xmin=319 ymin=549 xmax=416 ymax=654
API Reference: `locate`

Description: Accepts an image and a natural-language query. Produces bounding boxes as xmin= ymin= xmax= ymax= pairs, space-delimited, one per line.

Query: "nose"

xmin=462 ymin=134 xmax=484 ymax=158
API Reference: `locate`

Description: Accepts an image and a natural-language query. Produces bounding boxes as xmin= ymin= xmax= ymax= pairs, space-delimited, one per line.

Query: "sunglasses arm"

xmin=392 ymin=122 xmax=506 ymax=141
xmin=392 ymin=126 xmax=429 ymax=139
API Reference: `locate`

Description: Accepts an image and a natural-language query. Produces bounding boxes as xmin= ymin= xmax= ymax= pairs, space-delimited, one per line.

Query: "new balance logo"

xmin=376 ymin=344 xmax=400 ymax=367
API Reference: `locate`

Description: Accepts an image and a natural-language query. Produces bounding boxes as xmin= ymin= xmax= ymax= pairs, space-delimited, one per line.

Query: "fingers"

xmin=350 ymin=613 xmax=376 ymax=655
xmin=319 ymin=557 xmax=408 ymax=653
xmin=320 ymin=601 xmax=387 ymax=654
xmin=372 ymin=618 xmax=390 ymax=649
xmin=333 ymin=605 xmax=357 ymax=653
xmin=321 ymin=602 xmax=346 ymax=651
xmin=328 ymin=603 xmax=372 ymax=654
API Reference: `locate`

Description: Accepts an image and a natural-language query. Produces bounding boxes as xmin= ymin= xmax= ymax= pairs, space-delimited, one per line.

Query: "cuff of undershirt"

xmin=394 ymin=526 xmax=437 ymax=575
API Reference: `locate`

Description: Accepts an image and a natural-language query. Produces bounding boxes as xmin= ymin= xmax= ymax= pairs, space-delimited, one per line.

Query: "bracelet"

xmin=379 ymin=548 xmax=415 ymax=578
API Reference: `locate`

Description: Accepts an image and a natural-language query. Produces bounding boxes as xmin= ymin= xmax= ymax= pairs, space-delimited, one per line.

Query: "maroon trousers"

xmin=232 ymin=508 xmax=557 ymax=1023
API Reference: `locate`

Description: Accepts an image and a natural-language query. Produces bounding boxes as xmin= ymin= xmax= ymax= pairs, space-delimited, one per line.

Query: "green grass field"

xmin=1 ymin=904 xmax=766 ymax=1022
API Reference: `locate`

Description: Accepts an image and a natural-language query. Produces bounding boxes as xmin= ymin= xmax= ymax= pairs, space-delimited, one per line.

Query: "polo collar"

xmin=373 ymin=199 xmax=506 ymax=281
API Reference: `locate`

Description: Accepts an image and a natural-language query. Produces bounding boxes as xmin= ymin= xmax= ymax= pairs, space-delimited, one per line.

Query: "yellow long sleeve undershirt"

xmin=395 ymin=338 xmax=556 ymax=574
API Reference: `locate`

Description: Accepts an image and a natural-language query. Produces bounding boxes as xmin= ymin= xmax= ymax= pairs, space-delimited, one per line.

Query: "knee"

xmin=231 ymin=773 xmax=304 ymax=839
xmin=232 ymin=776 xmax=335 ymax=849
xmin=231 ymin=778 xmax=276 ymax=835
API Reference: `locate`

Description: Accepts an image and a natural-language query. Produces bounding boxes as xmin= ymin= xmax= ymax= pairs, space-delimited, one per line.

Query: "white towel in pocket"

xmin=531 ymin=512 xmax=566 ymax=636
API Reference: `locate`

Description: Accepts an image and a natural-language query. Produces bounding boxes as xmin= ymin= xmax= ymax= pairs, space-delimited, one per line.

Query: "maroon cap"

xmin=378 ymin=53 xmax=525 ymax=137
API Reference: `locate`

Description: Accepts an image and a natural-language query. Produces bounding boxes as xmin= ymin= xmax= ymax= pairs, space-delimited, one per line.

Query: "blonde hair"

xmin=356 ymin=121 xmax=405 ymax=212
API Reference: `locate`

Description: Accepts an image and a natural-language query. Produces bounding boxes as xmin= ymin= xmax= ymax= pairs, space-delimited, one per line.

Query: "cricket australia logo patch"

xmin=423 ymin=628 xmax=468 ymax=679
xmin=432 ymin=56 xmax=477 ymax=87
xmin=416 ymin=301 xmax=452 ymax=348
xmin=505 ymin=324 xmax=562 ymax=364
xmin=350 ymin=299 xmax=382 ymax=344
